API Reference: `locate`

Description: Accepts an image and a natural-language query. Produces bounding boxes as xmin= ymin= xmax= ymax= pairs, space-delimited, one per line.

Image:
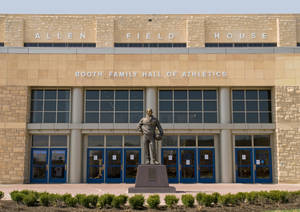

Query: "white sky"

xmin=0 ymin=0 xmax=300 ymax=14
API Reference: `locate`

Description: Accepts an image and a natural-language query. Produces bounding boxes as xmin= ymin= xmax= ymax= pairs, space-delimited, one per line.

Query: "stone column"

xmin=69 ymin=88 xmax=83 ymax=183
xmin=145 ymin=87 xmax=158 ymax=163
xmin=219 ymin=87 xmax=233 ymax=183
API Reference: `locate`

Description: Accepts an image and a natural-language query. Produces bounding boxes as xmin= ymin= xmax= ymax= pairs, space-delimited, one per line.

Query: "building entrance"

xmin=86 ymin=135 xmax=141 ymax=183
xmin=30 ymin=135 xmax=68 ymax=184
xmin=234 ymin=135 xmax=272 ymax=183
xmin=30 ymin=148 xmax=67 ymax=183
xmin=161 ymin=135 xmax=216 ymax=183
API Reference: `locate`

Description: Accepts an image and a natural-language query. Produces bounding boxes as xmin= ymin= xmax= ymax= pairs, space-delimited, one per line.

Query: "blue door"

xmin=254 ymin=148 xmax=272 ymax=183
xmin=49 ymin=149 xmax=67 ymax=183
xmin=106 ymin=148 xmax=123 ymax=183
xmin=30 ymin=148 xmax=48 ymax=183
xmin=161 ymin=148 xmax=178 ymax=183
xmin=235 ymin=148 xmax=253 ymax=183
xmin=180 ymin=149 xmax=197 ymax=183
xmin=198 ymin=148 xmax=215 ymax=183
xmin=124 ymin=148 xmax=141 ymax=183
xmin=87 ymin=148 xmax=105 ymax=183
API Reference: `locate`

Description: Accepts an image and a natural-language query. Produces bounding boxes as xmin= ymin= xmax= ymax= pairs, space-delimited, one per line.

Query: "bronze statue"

xmin=137 ymin=108 xmax=163 ymax=165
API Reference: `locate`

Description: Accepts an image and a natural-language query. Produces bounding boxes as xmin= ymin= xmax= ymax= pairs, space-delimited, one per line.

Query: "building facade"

xmin=0 ymin=14 xmax=300 ymax=184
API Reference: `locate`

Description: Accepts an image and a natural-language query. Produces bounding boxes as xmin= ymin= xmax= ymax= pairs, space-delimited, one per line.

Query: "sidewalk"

xmin=1 ymin=183 xmax=300 ymax=200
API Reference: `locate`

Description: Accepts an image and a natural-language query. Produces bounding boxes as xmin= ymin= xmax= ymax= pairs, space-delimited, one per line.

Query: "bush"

xmin=23 ymin=193 xmax=38 ymax=207
xmin=197 ymin=192 xmax=220 ymax=207
xmin=10 ymin=191 xmax=25 ymax=203
xmin=65 ymin=197 xmax=78 ymax=207
xmin=86 ymin=195 xmax=98 ymax=208
xmin=181 ymin=194 xmax=194 ymax=208
xmin=48 ymin=193 xmax=63 ymax=207
xmin=98 ymin=194 xmax=115 ymax=208
xmin=0 ymin=191 xmax=4 ymax=200
xmin=147 ymin=194 xmax=160 ymax=209
xmin=129 ymin=194 xmax=145 ymax=209
xmin=164 ymin=195 xmax=179 ymax=208
xmin=235 ymin=192 xmax=247 ymax=203
xmin=62 ymin=193 xmax=72 ymax=202
xmin=219 ymin=193 xmax=239 ymax=206
xmin=39 ymin=193 xmax=51 ymax=206
xmin=112 ymin=195 xmax=128 ymax=209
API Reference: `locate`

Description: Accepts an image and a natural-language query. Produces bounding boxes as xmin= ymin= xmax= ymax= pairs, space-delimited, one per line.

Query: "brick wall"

xmin=275 ymin=86 xmax=300 ymax=183
xmin=0 ymin=86 xmax=29 ymax=183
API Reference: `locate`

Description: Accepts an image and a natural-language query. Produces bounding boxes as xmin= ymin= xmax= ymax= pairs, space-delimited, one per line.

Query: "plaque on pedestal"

xmin=128 ymin=165 xmax=176 ymax=193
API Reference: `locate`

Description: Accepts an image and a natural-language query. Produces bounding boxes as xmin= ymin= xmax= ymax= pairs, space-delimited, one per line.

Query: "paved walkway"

xmin=1 ymin=183 xmax=300 ymax=201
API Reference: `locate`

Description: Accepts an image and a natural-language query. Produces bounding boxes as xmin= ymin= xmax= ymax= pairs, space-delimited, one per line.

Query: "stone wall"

xmin=0 ymin=86 xmax=29 ymax=183
xmin=275 ymin=86 xmax=300 ymax=183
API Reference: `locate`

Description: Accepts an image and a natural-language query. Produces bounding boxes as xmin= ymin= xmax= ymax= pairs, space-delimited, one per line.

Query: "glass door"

xmin=49 ymin=149 xmax=67 ymax=183
xmin=124 ymin=149 xmax=141 ymax=183
xmin=198 ymin=148 xmax=215 ymax=183
xmin=106 ymin=149 xmax=123 ymax=183
xmin=87 ymin=148 xmax=105 ymax=183
xmin=235 ymin=148 xmax=253 ymax=183
xmin=180 ymin=149 xmax=196 ymax=183
xmin=161 ymin=148 xmax=178 ymax=183
xmin=30 ymin=149 xmax=48 ymax=183
xmin=254 ymin=148 xmax=272 ymax=183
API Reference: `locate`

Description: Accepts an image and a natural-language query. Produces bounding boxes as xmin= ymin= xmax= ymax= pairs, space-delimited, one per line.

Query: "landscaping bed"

xmin=0 ymin=190 xmax=300 ymax=211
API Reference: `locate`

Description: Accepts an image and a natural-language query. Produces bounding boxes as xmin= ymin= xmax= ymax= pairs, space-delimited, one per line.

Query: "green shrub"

xmin=86 ymin=195 xmax=98 ymax=208
xmin=39 ymin=193 xmax=51 ymax=206
xmin=181 ymin=194 xmax=194 ymax=208
xmin=112 ymin=195 xmax=128 ymax=209
xmin=23 ymin=193 xmax=38 ymax=207
xmin=196 ymin=192 xmax=220 ymax=207
xmin=62 ymin=193 xmax=72 ymax=202
xmin=246 ymin=191 xmax=260 ymax=204
xmin=48 ymin=193 xmax=63 ymax=207
xmin=10 ymin=191 xmax=25 ymax=203
xmin=164 ymin=195 xmax=179 ymax=208
xmin=65 ymin=197 xmax=78 ymax=207
xmin=98 ymin=194 xmax=115 ymax=208
xmin=219 ymin=193 xmax=239 ymax=206
xmin=129 ymin=194 xmax=145 ymax=209
xmin=147 ymin=194 xmax=160 ymax=209
xmin=0 ymin=191 xmax=4 ymax=200
xmin=235 ymin=192 xmax=247 ymax=203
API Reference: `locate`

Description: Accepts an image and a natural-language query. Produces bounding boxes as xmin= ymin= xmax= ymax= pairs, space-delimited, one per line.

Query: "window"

xmin=297 ymin=43 xmax=300 ymax=47
xmin=0 ymin=42 xmax=4 ymax=47
xmin=205 ymin=43 xmax=277 ymax=47
xmin=32 ymin=135 xmax=67 ymax=147
xmin=24 ymin=43 xmax=96 ymax=47
xmin=232 ymin=89 xmax=272 ymax=123
xmin=85 ymin=90 xmax=144 ymax=123
xmin=159 ymin=89 xmax=218 ymax=123
xmin=235 ymin=134 xmax=271 ymax=147
xmin=114 ymin=43 xmax=186 ymax=48
xmin=30 ymin=89 xmax=71 ymax=123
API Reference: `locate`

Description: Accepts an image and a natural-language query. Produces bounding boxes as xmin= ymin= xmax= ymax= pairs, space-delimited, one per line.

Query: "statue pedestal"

xmin=128 ymin=165 xmax=176 ymax=193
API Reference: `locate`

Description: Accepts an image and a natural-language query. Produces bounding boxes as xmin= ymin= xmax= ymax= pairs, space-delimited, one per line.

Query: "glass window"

xmin=85 ymin=90 xmax=144 ymax=123
xmin=88 ymin=135 xmax=104 ymax=146
xmin=30 ymin=89 xmax=71 ymax=123
xmin=232 ymin=89 xmax=272 ymax=123
xmin=124 ymin=135 xmax=140 ymax=146
xmin=162 ymin=136 xmax=178 ymax=146
xmin=198 ymin=135 xmax=214 ymax=146
xmin=50 ymin=135 xmax=67 ymax=146
xmin=254 ymin=135 xmax=271 ymax=146
xmin=235 ymin=135 xmax=252 ymax=146
xmin=159 ymin=89 xmax=217 ymax=123
xmin=180 ymin=135 xmax=196 ymax=146
xmin=32 ymin=135 xmax=48 ymax=146
xmin=106 ymin=135 xmax=122 ymax=146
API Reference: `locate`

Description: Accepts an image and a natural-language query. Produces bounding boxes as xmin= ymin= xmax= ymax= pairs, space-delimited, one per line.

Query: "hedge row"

xmin=7 ymin=190 xmax=300 ymax=209
xmin=0 ymin=191 xmax=4 ymax=200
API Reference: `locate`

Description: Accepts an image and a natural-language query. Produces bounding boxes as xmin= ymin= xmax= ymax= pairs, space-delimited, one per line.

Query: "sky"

xmin=0 ymin=0 xmax=300 ymax=14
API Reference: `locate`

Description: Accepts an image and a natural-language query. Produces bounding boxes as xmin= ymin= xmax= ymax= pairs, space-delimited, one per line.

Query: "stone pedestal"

xmin=128 ymin=165 xmax=176 ymax=193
